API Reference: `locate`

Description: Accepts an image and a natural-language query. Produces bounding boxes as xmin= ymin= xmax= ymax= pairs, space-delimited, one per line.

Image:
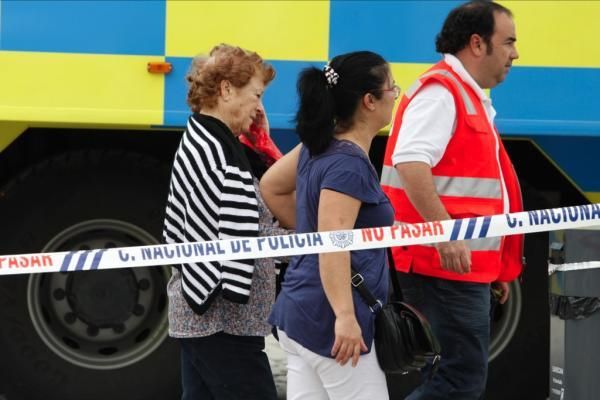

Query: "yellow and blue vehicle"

xmin=0 ymin=1 xmax=598 ymax=399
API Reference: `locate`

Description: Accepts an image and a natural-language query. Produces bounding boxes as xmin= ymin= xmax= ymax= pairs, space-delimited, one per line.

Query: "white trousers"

xmin=277 ymin=329 xmax=389 ymax=400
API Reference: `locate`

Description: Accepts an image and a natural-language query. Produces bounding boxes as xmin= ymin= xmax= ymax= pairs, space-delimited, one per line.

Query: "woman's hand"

xmin=331 ymin=313 xmax=368 ymax=367
xmin=253 ymin=101 xmax=270 ymax=134
xmin=244 ymin=102 xmax=270 ymax=143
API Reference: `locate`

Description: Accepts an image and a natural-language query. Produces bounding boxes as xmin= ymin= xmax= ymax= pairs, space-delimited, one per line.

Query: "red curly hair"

xmin=186 ymin=44 xmax=275 ymax=112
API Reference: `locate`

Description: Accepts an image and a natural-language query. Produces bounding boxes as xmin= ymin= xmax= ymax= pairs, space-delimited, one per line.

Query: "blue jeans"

xmin=400 ymin=273 xmax=491 ymax=400
xmin=180 ymin=332 xmax=278 ymax=400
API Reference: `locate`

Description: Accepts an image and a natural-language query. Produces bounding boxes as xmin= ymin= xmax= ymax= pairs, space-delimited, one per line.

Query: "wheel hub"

xmin=67 ymin=270 xmax=138 ymax=328
xmin=27 ymin=220 xmax=170 ymax=370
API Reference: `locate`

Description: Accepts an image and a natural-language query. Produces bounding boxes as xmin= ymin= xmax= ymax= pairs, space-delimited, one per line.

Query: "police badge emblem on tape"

xmin=329 ymin=231 xmax=354 ymax=248
xmin=0 ymin=203 xmax=599 ymax=277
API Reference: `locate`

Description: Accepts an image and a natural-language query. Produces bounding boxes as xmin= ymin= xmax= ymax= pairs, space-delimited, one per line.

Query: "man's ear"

xmin=469 ymin=34 xmax=486 ymax=57
xmin=362 ymin=92 xmax=377 ymax=111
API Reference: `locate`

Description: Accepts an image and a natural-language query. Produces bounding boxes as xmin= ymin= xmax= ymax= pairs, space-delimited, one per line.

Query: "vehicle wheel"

xmin=485 ymin=183 xmax=551 ymax=400
xmin=484 ymin=232 xmax=548 ymax=400
xmin=0 ymin=150 xmax=180 ymax=400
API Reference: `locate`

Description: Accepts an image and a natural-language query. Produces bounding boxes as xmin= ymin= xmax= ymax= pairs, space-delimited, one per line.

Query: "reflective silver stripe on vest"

xmin=394 ymin=222 xmax=502 ymax=251
xmin=381 ymin=165 xmax=501 ymax=199
xmin=426 ymin=236 xmax=501 ymax=251
xmin=405 ymin=69 xmax=476 ymax=115
xmin=422 ymin=237 xmax=501 ymax=251
xmin=468 ymin=236 xmax=501 ymax=251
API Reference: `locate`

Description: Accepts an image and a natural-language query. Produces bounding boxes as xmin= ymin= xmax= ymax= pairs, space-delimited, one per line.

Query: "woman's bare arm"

xmin=259 ymin=144 xmax=301 ymax=229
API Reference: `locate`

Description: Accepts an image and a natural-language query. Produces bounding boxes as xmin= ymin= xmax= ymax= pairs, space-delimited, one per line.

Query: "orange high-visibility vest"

xmin=381 ymin=60 xmax=523 ymax=283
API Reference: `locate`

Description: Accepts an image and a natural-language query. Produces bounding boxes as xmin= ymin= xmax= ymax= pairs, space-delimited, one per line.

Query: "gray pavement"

xmin=265 ymin=334 xmax=288 ymax=400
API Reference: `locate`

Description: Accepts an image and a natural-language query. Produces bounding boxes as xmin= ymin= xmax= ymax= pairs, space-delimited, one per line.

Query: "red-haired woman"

xmin=163 ymin=44 xmax=281 ymax=400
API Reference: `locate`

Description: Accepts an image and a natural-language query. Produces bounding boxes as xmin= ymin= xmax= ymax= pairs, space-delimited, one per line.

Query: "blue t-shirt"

xmin=269 ymin=139 xmax=394 ymax=357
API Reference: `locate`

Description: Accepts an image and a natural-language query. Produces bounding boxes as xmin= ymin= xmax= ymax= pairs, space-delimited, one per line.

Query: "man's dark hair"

xmin=435 ymin=1 xmax=512 ymax=55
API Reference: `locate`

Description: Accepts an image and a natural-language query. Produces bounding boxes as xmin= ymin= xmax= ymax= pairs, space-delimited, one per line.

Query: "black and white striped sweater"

xmin=163 ymin=113 xmax=259 ymax=315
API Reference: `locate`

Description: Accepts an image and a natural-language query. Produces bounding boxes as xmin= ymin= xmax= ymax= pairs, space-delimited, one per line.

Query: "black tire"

xmin=0 ymin=150 xmax=181 ymax=400
xmin=484 ymin=184 xmax=551 ymax=400
xmin=484 ymin=232 xmax=549 ymax=400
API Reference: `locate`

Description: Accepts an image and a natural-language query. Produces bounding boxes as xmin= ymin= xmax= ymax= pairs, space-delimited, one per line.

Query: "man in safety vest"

xmin=381 ymin=1 xmax=523 ymax=398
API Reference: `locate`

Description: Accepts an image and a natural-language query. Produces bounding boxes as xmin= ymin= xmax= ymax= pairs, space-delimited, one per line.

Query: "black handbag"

xmin=351 ymin=249 xmax=441 ymax=375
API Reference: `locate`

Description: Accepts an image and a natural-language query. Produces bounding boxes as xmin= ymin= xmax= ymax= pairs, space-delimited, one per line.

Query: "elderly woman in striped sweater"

xmin=162 ymin=44 xmax=281 ymax=400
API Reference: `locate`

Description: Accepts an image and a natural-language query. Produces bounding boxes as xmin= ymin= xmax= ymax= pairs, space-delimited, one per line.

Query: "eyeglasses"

xmin=381 ymin=84 xmax=401 ymax=100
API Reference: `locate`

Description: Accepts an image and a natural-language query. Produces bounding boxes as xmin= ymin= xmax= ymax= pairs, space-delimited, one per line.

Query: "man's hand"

xmin=492 ymin=281 xmax=510 ymax=304
xmin=435 ymin=240 xmax=471 ymax=274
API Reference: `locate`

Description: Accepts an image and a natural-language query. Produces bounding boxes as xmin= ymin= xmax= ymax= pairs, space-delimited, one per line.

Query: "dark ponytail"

xmin=295 ymin=51 xmax=388 ymax=156
xmin=295 ymin=67 xmax=336 ymax=156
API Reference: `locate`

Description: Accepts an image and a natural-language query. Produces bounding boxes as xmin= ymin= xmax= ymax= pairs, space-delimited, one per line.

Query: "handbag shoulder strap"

xmin=350 ymin=267 xmax=383 ymax=313
xmin=386 ymin=248 xmax=404 ymax=302
xmin=350 ymin=248 xmax=404 ymax=311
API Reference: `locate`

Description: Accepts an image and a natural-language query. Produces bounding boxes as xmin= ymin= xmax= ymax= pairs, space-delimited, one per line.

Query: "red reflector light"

xmin=147 ymin=62 xmax=173 ymax=74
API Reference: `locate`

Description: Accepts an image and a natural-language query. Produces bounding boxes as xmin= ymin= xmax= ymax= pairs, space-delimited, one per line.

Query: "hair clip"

xmin=323 ymin=64 xmax=339 ymax=88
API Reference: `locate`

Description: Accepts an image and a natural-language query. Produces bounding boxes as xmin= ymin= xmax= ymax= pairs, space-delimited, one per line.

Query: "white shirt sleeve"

xmin=391 ymin=83 xmax=456 ymax=167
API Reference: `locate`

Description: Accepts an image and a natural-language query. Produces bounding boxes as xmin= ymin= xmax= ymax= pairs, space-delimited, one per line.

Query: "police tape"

xmin=0 ymin=203 xmax=599 ymax=277
xmin=548 ymin=261 xmax=600 ymax=275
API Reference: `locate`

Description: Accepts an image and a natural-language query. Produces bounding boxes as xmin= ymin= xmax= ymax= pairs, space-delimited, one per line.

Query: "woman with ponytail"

xmin=260 ymin=51 xmax=400 ymax=399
